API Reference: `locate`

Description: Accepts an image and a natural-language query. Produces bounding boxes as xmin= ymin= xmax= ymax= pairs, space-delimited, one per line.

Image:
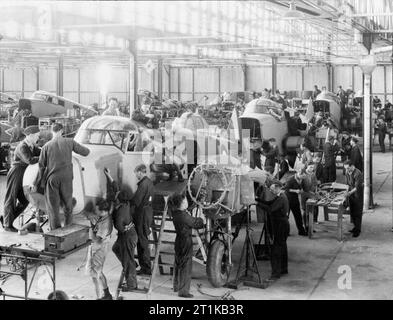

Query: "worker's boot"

xmin=98 ymin=288 xmax=113 ymax=300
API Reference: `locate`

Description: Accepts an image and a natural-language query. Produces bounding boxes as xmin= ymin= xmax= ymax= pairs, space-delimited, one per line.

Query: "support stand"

xmin=226 ymin=205 xmax=268 ymax=289
xmin=255 ymin=207 xmax=272 ymax=261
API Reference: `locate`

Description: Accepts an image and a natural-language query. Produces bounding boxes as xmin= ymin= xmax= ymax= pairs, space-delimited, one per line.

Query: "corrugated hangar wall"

xmin=0 ymin=64 xmax=392 ymax=105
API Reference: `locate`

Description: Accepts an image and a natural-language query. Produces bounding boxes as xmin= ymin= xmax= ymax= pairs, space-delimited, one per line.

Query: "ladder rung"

xmin=159 ymin=251 xmax=175 ymax=256
xmin=149 ymin=240 xmax=175 ymax=245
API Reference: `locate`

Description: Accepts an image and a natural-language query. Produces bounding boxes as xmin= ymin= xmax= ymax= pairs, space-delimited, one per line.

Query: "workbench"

xmin=306 ymin=197 xmax=348 ymax=241
xmin=0 ymin=230 xmax=90 ymax=300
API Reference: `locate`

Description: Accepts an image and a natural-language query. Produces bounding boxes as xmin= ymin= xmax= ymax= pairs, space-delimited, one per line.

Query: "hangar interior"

xmin=0 ymin=0 xmax=392 ymax=301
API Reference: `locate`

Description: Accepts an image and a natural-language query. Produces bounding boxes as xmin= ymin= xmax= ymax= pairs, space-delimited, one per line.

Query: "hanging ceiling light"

xmin=283 ymin=1 xmax=303 ymax=19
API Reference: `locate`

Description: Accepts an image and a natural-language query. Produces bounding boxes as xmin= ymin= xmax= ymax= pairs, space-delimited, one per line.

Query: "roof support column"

xmin=57 ymin=54 xmax=64 ymax=96
xmin=301 ymin=66 xmax=305 ymax=91
xmin=36 ymin=66 xmax=39 ymax=91
xmin=359 ymin=55 xmax=376 ymax=212
xmin=128 ymin=40 xmax=138 ymax=118
xmin=327 ymin=63 xmax=333 ymax=92
xmin=157 ymin=58 xmax=163 ymax=101
xmin=77 ymin=68 xmax=81 ymax=103
xmin=272 ymin=56 xmax=278 ymax=93
xmin=192 ymin=67 xmax=195 ymax=101
xmin=242 ymin=64 xmax=248 ymax=91
xmin=21 ymin=69 xmax=25 ymax=98
xmin=167 ymin=65 xmax=171 ymax=99
xmin=1 ymin=68 xmax=4 ymax=93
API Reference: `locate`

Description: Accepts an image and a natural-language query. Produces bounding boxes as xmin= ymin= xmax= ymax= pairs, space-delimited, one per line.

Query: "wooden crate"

xmin=44 ymin=224 xmax=90 ymax=254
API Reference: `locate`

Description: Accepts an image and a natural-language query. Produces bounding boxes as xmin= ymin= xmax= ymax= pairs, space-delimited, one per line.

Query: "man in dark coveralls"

xmin=112 ymin=190 xmax=138 ymax=291
xmin=285 ymin=169 xmax=307 ymax=236
xmin=349 ymin=137 xmax=363 ymax=172
xmin=1 ymin=126 xmax=41 ymax=232
xmin=35 ymin=123 xmax=90 ymax=230
xmin=322 ymin=136 xmax=340 ymax=182
xmin=170 ymin=193 xmax=204 ymax=298
xmin=131 ymin=164 xmax=155 ymax=276
xmin=343 ymin=160 xmax=364 ymax=238
xmin=257 ymin=183 xmax=290 ymax=280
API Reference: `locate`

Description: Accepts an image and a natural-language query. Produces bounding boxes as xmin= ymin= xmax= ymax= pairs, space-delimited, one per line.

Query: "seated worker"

xmin=256 ymin=183 xmax=289 ymax=281
xmin=300 ymin=162 xmax=318 ymax=230
xmin=285 ymin=168 xmax=307 ymax=236
xmin=170 ymin=193 xmax=204 ymax=298
xmin=112 ymin=190 xmax=138 ymax=291
xmin=84 ymin=198 xmax=113 ymax=300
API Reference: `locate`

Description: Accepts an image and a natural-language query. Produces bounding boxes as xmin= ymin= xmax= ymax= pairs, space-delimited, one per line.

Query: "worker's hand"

xmin=30 ymin=185 xmax=37 ymax=193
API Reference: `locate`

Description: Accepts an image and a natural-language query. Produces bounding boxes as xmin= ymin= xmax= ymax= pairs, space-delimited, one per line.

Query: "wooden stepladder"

xmin=148 ymin=195 xmax=170 ymax=294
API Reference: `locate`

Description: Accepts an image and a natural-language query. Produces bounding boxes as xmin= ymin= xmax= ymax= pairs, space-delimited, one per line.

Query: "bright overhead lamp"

xmin=105 ymin=34 xmax=116 ymax=47
xmin=5 ymin=20 xmax=19 ymax=38
xmin=68 ymin=30 xmax=81 ymax=44
xmin=116 ymin=38 xmax=125 ymax=49
xmin=190 ymin=46 xmax=197 ymax=55
xmin=146 ymin=40 xmax=154 ymax=51
xmin=23 ymin=23 xmax=35 ymax=39
xmin=162 ymin=42 xmax=169 ymax=52
xmin=82 ymin=31 xmax=93 ymax=44
xmin=137 ymin=39 xmax=146 ymax=51
xmin=176 ymin=44 xmax=184 ymax=55
xmin=155 ymin=41 xmax=162 ymax=52
xmin=283 ymin=1 xmax=303 ymax=19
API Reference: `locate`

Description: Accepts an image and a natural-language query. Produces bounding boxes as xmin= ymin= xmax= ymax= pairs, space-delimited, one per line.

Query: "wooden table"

xmin=306 ymin=198 xmax=347 ymax=241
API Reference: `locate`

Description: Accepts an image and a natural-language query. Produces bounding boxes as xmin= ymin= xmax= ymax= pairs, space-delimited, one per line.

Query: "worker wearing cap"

xmin=375 ymin=116 xmax=387 ymax=153
xmin=343 ymin=160 xmax=363 ymax=238
xmin=35 ymin=123 xmax=90 ymax=230
xmin=257 ymin=183 xmax=290 ymax=280
xmin=349 ymin=137 xmax=363 ymax=172
xmin=322 ymin=135 xmax=340 ymax=183
xmin=285 ymin=169 xmax=307 ymax=236
xmin=2 ymin=126 xmax=41 ymax=232
xmin=131 ymin=164 xmax=155 ymax=276
xmin=340 ymin=132 xmax=352 ymax=173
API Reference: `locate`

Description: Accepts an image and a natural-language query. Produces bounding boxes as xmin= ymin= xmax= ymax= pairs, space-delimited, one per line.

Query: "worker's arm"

xmin=18 ymin=144 xmax=40 ymax=165
xmin=183 ymin=213 xmax=204 ymax=229
xmin=72 ymin=140 xmax=90 ymax=156
xmin=34 ymin=146 xmax=47 ymax=188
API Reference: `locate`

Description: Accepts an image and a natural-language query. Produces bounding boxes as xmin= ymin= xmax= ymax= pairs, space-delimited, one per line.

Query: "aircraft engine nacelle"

xmin=22 ymin=157 xmax=86 ymax=215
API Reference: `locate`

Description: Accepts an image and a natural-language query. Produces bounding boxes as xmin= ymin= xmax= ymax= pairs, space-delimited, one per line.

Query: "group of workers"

xmin=83 ymin=163 xmax=199 ymax=299
xmin=1 ymin=123 xmax=90 ymax=232
xmin=250 ymin=126 xmax=365 ymax=280
xmin=83 ymin=164 xmax=156 ymax=300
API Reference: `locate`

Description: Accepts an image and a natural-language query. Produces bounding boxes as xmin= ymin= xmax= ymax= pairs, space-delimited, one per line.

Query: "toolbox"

xmin=44 ymin=224 xmax=90 ymax=254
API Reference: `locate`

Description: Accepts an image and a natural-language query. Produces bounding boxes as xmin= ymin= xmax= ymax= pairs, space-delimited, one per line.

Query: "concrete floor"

xmin=0 ymin=147 xmax=392 ymax=300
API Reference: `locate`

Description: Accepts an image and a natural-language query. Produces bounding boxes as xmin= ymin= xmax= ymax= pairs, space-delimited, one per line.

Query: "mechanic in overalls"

xmin=131 ymin=164 xmax=155 ymax=276
xmin=35 ymin=123 xmax=90 ymax=230
xmin=1 ymin=126 xmax=41 ymax=232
